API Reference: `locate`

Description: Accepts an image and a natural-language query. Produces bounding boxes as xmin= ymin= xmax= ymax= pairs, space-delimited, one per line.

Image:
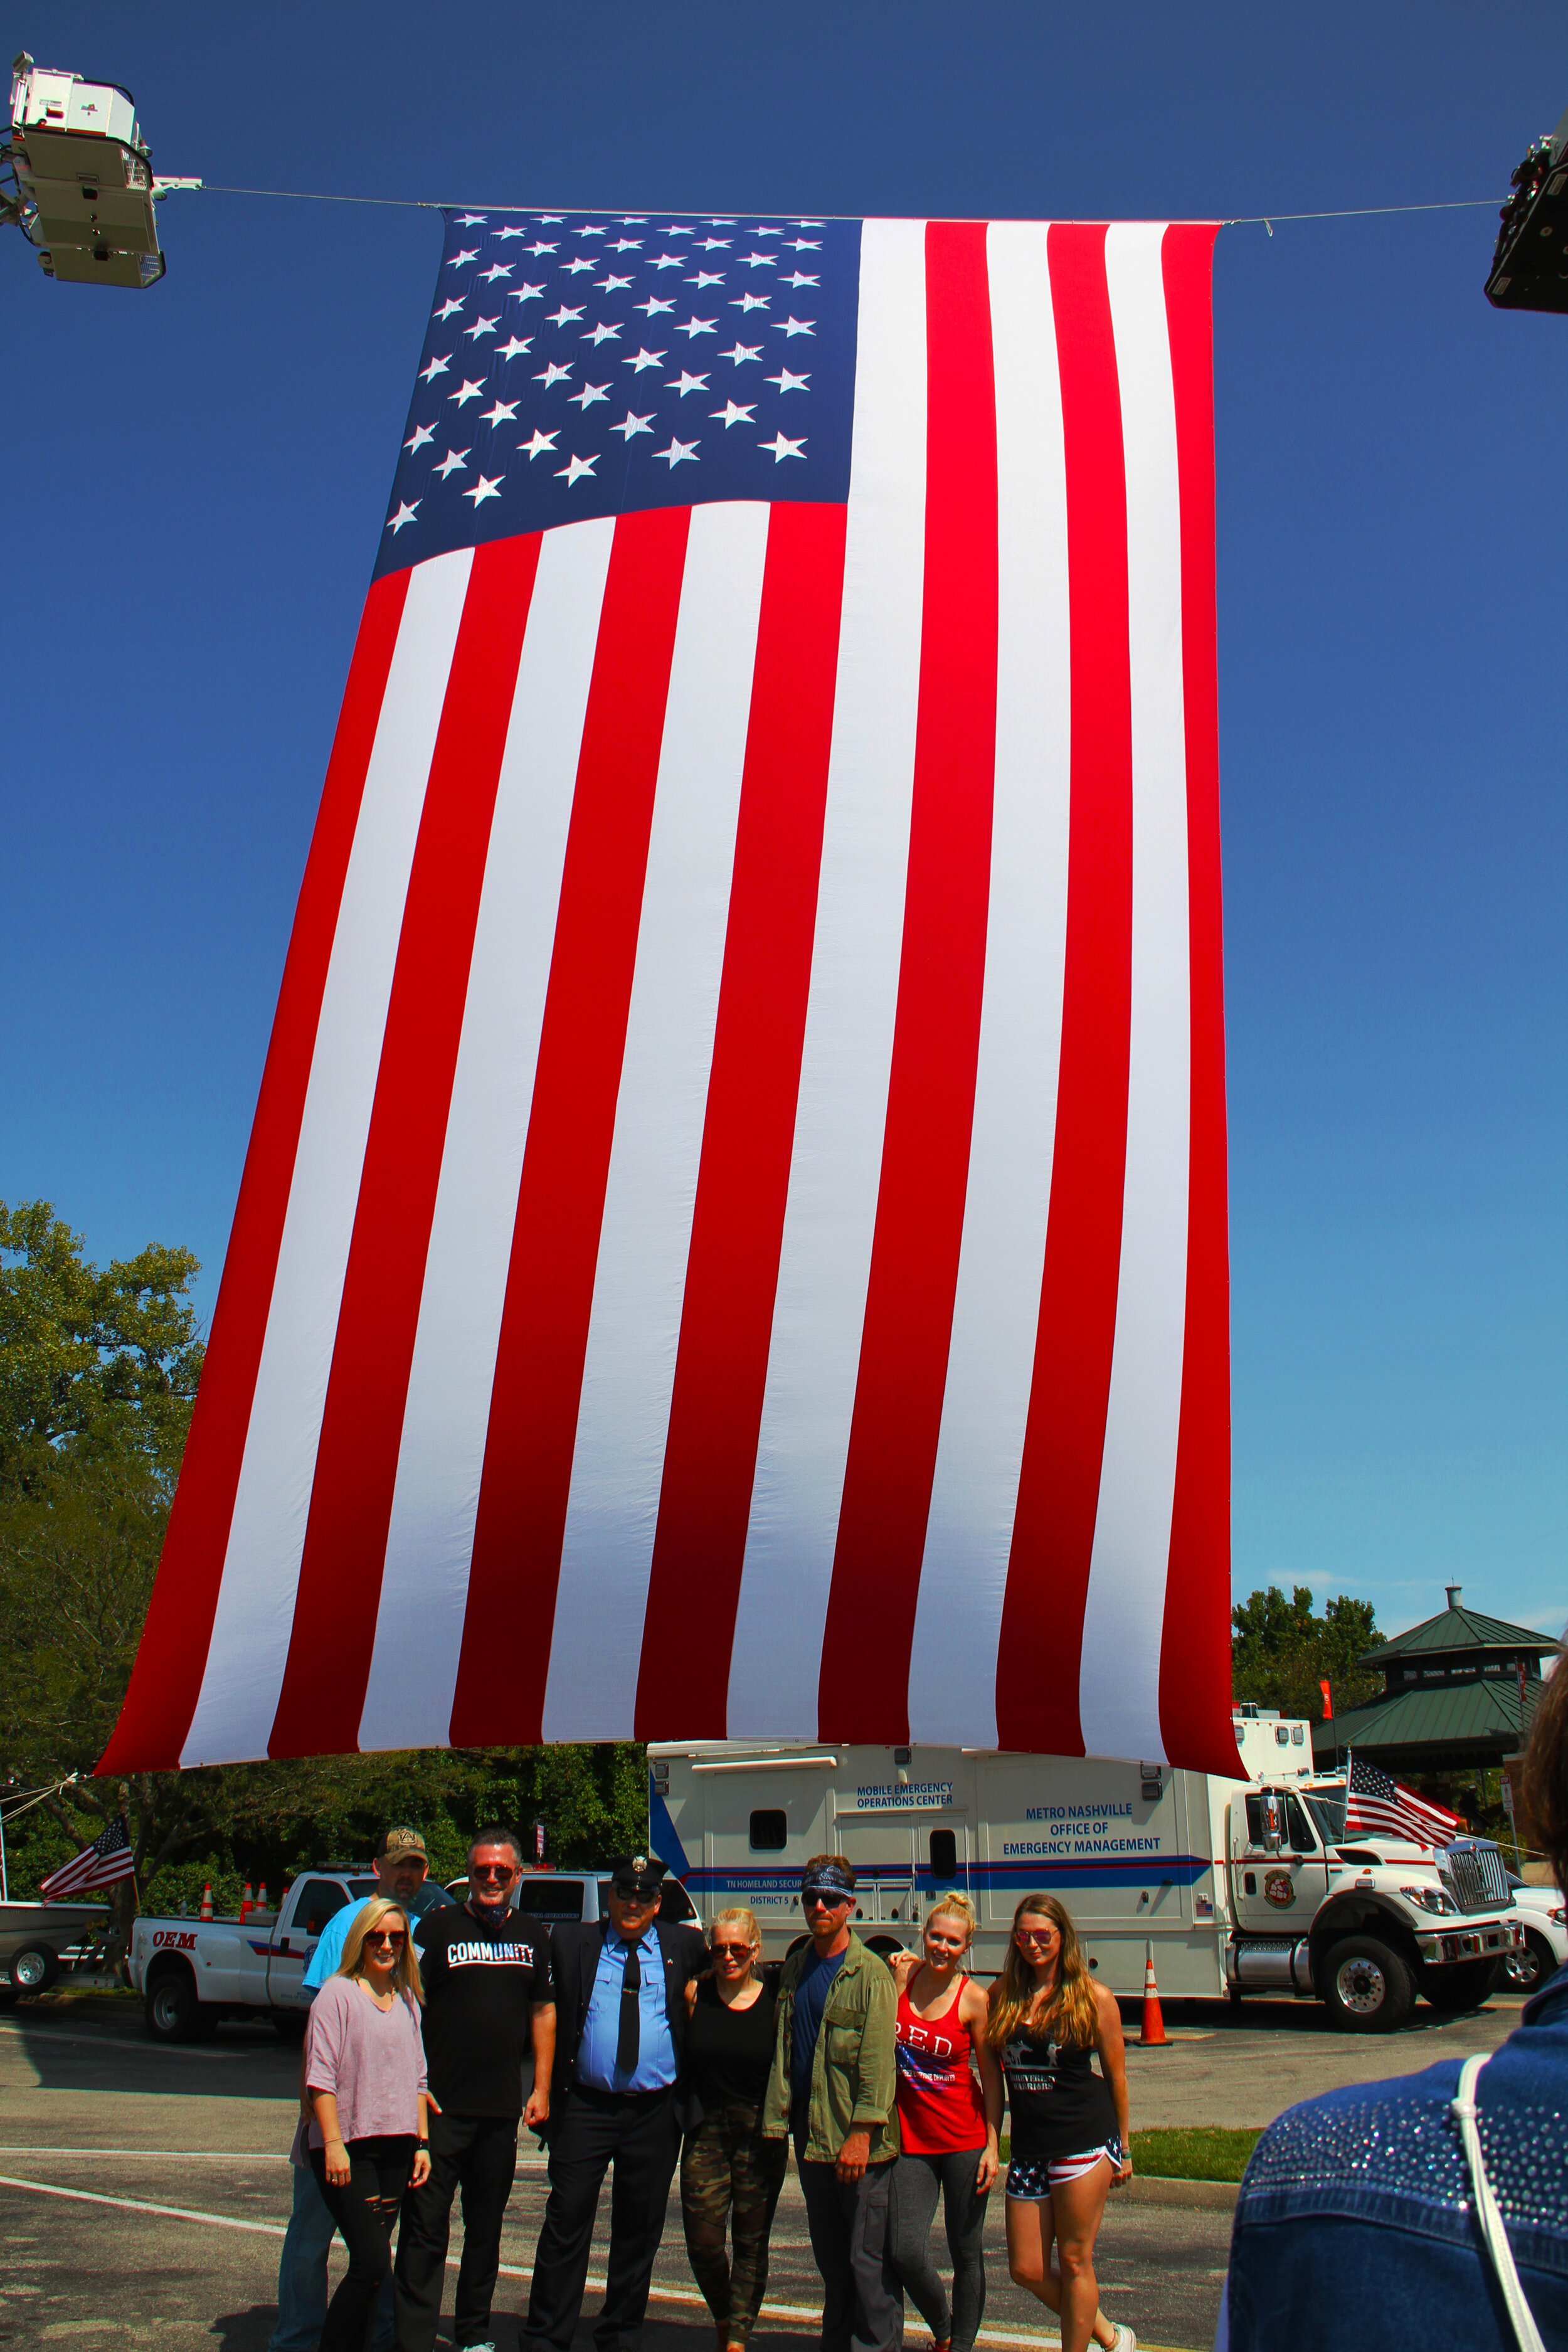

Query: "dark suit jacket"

xmin=549 ymin=1914 xmax=709 ymax=2122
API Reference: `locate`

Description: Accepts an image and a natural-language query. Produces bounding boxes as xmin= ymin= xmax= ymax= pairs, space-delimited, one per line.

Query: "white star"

xmin=433 ymin=447 xmax=470 ymax=478
xmin=562 ymin=255 xmax=596 ymax=275
xmin=547 ymin=304 xmax=585 ymax=328
xmin=464 ymin=312 xmax=500 ymax=339
xmin=677 ymin=315 xmax=718 ymax=338
xmin=667 ymin=370 xmax=710 ymax=396
xmin=575 ymin=225 xmax=606 ymax=238
xmin=583 ymin=320 xmax=622 ymax=346
xmin=610 ymin=409 xmax=655 ymax=438
xmin=785 ymin=237 xmax=821 ymax=251
xmin=759 ymin=431 xmax=807 ymax=462
xmin=509 ymin=282 xmax=546 ymax=304
xmin=479 ymin=399 xmax=519 ymax=427
xmin=636 ymin=295 xmax=676 ymax=317
xmin=658 ymin=224 xmax=689 ymax=236
xmin=654 ymin=436 xmax=699 ymax=467
xmin=708 ymin=217 xmax=737 ymax=226
xmin=556 ymin=452 xmax=599 ymax=484
xmin=730 ymin=292 xmax=771 ymax=312
xmin=404 ymin=421 xmax=436 ymax=451
xmin=494 ymin=224 xmax=529 ymax=240
xmin=449 ymin=378 xmax=485 ymax=406
xmin=457 ymin=213 xmax=487 ymax=227
xmin=718 ymin=341 xmax=763 ymax=366
xmin=386 ymin=498 xmax=420 ymax=533
xmin=687 ymin=270 xmax=726 ymax=289
xmin=754 ymin=225 xmax=784 ymax=235
xmin=775 ymin=315 xmax=816 ymax=337
xmin=710 ymin=400 xmax=756 ymax=428
xmin=697 ymin=236 xmax=731 ymax=251
xmin=610 ymin=238 xmax=643 ymax=253
xmin=447 ymin=246 xmax=479 ymax=268
xmin=534 ymin=360 xmax=575 ymax=388
xmin=521 ymin=428 xmax=559 ymax=458
xmin=765 ymin=367 xmax=810 ymax=392
xmin=538 ymin=215 xmax=564 ymax=225
xmin=464 ymin=473 xmax=503 ymax=504
xmin=569 ymin=380 xmax=611 ymax=409
xmin=479 ymin=262 xmax=514 ymax=283
xmin=434 ymin=297 xmax=465 ymax=322
xmin=783 ymin=270 xmax=820 ymax=289
xmin=739 ymin=250 xmax=777 ymax=269
xmin=526 ymin=240 xmax=558 ymax=256
xmin=624 ymin=347 xmax=667 ymax=374
xmin=497 ymin=334 xmax=533 ymax=361
xmin=650 ymin=253 xmax=686 ymax=272
xmin=596 ymin=272 xmax=634 ymax=292
xmin=419 ymin=352 xmax=451 ymax=383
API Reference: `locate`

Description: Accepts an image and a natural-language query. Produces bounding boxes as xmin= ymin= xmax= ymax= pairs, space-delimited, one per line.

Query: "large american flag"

xmin=1344 ymin=1754 xmax=1463 ymax=1850
xmin=40 ymin=1814 xmax=135 ymax=1902
xmin=100 ymin=209 xmax=1237 ymax=1776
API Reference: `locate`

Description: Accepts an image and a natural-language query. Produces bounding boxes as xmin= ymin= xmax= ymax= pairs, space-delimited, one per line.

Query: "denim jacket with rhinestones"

xmin=1218 ymin=1963 xmax=1568 ymax=2349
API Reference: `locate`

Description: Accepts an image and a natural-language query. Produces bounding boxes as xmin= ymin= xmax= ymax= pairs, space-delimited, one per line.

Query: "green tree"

xmin=1231 ymin=1583 xmax=1380 ymax=1722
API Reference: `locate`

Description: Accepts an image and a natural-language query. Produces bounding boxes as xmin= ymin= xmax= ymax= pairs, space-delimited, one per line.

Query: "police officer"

xmin=523 ymin=1854 xmax=707 ymax=2352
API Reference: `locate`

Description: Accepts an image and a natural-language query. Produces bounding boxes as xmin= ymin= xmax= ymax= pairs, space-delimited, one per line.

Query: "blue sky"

xmin=3 ymin=4 xmax=1564 ymax=1645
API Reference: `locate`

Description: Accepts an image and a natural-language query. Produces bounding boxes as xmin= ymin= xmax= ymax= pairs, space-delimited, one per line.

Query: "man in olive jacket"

xmin=762 ymin=1855 xmax=901 ymax=2352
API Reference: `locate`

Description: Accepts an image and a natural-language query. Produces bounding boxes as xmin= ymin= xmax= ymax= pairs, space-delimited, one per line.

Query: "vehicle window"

xmin=1305 ymin=1791 xmax=1347 ymax=1845
xmin=293 ymin=1878 xmax=350 ymax=1939
xmin=750 ymin=1809 xmax=787 ymax=1851
xmin=1284 ymin=1796 xmax=1317 ymax=1852
xmin=516 ymin=1877 xmax=585 ymax=1923
xmin=350 ymin=1878 xmax=378 ymax=1900
xmin=930 ymin=1828 xmax=958 ymax=1878
xmin=1243 ymin=1795 xmax=1266 ymax=1846
xmin=659 ymin=1878 xmax=697 ymax=1923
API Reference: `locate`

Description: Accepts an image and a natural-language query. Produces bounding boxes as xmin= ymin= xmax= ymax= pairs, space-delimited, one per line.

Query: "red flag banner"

xmin=100 ymin=210 xmax=1238 ymax=1776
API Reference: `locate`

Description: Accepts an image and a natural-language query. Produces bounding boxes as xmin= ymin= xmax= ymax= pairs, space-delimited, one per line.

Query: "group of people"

xmin=271 ymin=1837 xmax=1138 ymax=2352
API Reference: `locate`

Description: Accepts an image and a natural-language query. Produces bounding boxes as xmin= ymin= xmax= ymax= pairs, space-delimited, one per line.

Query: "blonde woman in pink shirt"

xmin=306 ymin=1896 xmax=432 ymax=2352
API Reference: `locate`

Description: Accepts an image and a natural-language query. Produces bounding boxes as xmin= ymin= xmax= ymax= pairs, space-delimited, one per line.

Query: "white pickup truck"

xmin=129 ymin=1868 xmax=379 ymax=2042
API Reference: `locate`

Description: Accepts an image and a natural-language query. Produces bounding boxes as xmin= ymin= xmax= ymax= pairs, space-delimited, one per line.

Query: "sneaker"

xmin=1105 ymin=2329 xmax=1137 ymax=2351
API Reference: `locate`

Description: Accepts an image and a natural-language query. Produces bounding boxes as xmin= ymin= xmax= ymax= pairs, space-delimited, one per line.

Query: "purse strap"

xmin=1451 ymin=2052 xmax=1546 ymax=2352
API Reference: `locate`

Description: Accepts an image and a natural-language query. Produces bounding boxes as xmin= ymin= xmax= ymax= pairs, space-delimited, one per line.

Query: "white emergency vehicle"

xmin=647 ymin=1715 xmax=1521 ymax=2033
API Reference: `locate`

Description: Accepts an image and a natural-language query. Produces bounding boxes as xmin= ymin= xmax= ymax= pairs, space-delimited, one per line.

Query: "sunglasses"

xmin=802 ymin=1891 xmax=852 ymax=1910
xmin=470 ymin=1863 xmax=516 ymax=1881
xmin=710 ymin=1941 xmax=754 ymax=1959
xmin=1015 ymin=1927 xmax=1056 ymax=1946
xmin=366 ymin=1930 xmax=406 ymax=1948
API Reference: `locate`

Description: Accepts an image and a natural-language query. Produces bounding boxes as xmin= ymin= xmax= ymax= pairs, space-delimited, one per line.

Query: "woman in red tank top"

xmin=888 ymin=1895 xmax=1002 ymax=2352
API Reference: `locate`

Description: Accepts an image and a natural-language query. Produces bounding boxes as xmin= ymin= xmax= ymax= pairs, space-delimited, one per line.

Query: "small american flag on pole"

xmin=38 ymin=1813 xmax=135 ymax=1902
xmin=1344 ymin=1753 xmax=1463 ymax=1851
xmin=100 ymin=206 xmax=1237 ymax=1776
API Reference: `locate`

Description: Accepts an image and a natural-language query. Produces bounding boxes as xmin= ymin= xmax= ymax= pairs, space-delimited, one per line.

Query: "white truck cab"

xmin=648 ymin=1717 xmax=1520 ymax=2032
xmin=130 ymin=1868 xmax=379 ymax=2042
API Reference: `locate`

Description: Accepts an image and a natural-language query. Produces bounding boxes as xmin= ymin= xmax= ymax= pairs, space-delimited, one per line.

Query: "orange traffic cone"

xmin=1140 ymin=1941 xmax=1168 ymax=2046
xmin=239 ymin=1883 xmax=253 ymax=1920
xmin=199 ymin=1883 xmax=213 ymax=1920
xmin=257 ymin=1882 xmax=269 ymax=1915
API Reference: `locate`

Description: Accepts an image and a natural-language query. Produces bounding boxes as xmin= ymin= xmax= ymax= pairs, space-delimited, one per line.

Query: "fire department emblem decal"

xmin=1264 ymin=1869 xmax=1295 ymax=1909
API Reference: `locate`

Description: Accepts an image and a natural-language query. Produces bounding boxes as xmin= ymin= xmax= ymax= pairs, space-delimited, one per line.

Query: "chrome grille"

xmin=1440 ymin=1842 xmax=1511 ymax=1914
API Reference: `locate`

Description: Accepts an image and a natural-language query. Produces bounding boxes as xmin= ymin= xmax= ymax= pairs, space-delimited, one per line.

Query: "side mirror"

xmin=1263 ymin=1794 xmax=1285 ymax=1854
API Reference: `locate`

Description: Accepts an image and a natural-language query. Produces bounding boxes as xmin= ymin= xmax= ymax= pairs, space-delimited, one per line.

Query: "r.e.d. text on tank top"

xmin=894 ymin=1976 xmax=987 ymax=2154
xmin=1000 ymin=2020 xmax=1115 ymax=2159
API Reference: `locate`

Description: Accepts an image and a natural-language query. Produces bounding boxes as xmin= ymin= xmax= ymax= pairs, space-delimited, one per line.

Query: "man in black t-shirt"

xmin=395 ymin=1828 xmax=556 ymax=2352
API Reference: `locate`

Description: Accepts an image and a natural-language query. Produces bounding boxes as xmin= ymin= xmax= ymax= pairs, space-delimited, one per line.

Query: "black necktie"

xmin=617 ymin=1936 xmax=640 ymax=2075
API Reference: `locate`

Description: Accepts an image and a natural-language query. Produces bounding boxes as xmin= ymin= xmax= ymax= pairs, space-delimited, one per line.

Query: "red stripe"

xmin=994 ymin=225 xmax=1135 ymax=1755
xmin=267 ymin=538 xmax=543 ymax=1759
xmin=97 ymin=573 xmax=410 ymax=1775
xmin=1156 ymin=226 xmax=1241 ymax=1779
xmin=449 ymin=506 xmax=691 ymax=1745
xmin=633 ymin=503 xmax=849 ymax=1739
xmin=817 ymin=223 xmax=999 ymax=1744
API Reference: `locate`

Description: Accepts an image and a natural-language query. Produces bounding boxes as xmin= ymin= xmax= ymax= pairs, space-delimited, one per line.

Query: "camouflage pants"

xmin=679 ymin=2103 xmax=790 ymax=2347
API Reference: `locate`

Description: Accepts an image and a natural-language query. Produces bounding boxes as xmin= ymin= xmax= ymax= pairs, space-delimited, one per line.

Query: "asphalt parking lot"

xmin=0 ymin=1991 xmax=1525 ymax=2352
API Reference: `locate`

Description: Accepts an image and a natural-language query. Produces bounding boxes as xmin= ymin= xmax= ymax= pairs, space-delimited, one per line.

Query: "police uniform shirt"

xmin=415 ymin=1904 xmax=553 ymax=2116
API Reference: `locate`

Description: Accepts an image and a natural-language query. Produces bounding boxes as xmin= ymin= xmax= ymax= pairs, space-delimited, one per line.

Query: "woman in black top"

xmin=680 ymin=1907 xmax=787 ymax=2352
xmin=985 ymin=1894 xmax=1134 ymax=2352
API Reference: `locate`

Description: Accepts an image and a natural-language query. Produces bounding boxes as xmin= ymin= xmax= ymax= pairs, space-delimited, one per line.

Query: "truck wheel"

xmin=1321 ymin=1936 xmax=1414 ymax=2032
xmin=1422 ymin=1957 xmax=1501 ymax=2012
xmin=1502 ymin=1930 xmax=1555 ymax=1994
xmin=145 ymin=1965 xmax=203 ymax=2043
xmin=8 ymin=1946 xmax=60 ymax=1996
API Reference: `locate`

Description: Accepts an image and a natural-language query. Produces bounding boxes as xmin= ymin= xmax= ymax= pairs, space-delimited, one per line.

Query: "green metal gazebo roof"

xmin=1360 ymin=1587 xmax=1556 ymax=1670
xmin=1311 ymin=1674 xmax=1543 ymax=1769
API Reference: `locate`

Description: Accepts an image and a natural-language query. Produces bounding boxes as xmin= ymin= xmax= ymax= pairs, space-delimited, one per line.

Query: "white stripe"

xmin=542 ymin=501 xmax=771 ymax=1738
xmin=727 ymin=219 xmax=928 ymax=1737
xmin=181 ymin=552 xmax=473 ymax=1767
xmin=1078 ymin=225 xmax=1191 ymax=1762
xmin=358 ymin=521 xmax=616 ymax=1752
xmin=908 ymin=221 xmax=1072 ymax=1747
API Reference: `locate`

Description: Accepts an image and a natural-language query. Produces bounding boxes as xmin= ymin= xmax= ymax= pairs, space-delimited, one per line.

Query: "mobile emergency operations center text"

xmin=648 ymin=1721 xmax=1520 ymax=2032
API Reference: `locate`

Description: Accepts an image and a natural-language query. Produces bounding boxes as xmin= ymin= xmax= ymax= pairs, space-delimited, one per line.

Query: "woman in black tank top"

xmin=679 ymin=1909 xmax=788 ymax=2352
xmin=984 ymin=1895 xmax=1134 ymax=2352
